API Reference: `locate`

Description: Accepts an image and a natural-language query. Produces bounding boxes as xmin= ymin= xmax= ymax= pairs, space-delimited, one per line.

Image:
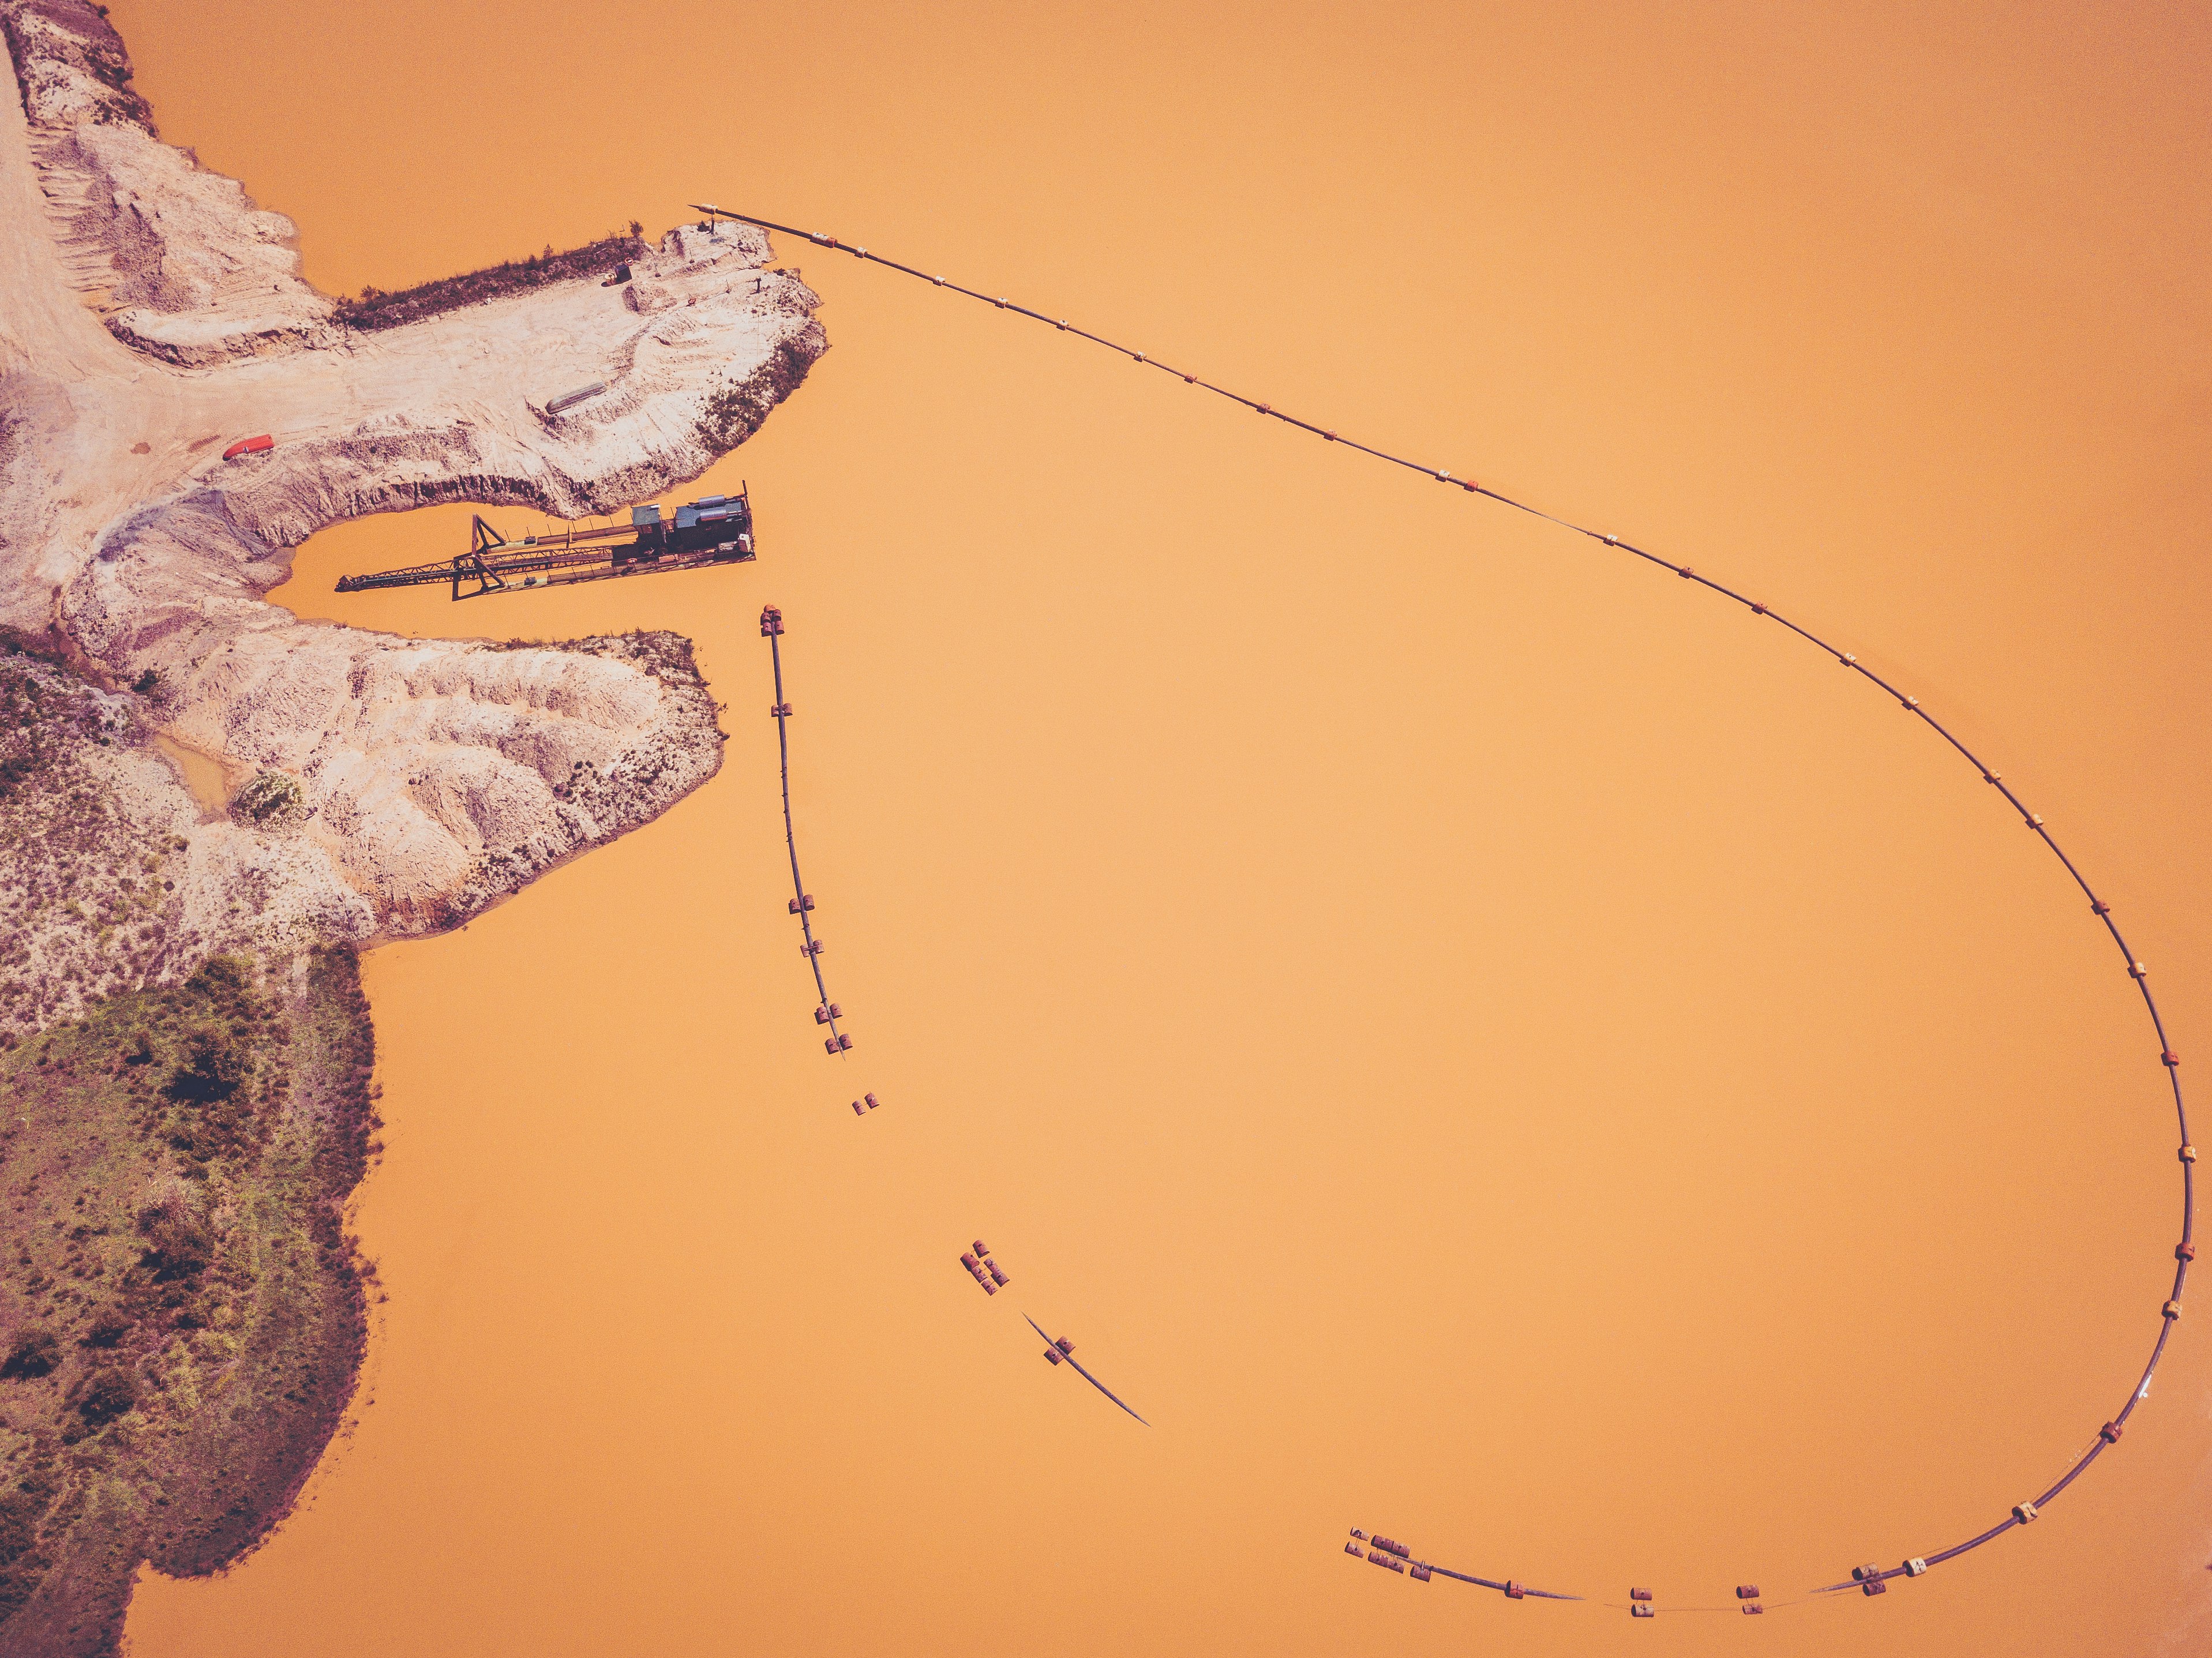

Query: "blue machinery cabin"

xmin=332 ymin=485 xmax=756 ymax=600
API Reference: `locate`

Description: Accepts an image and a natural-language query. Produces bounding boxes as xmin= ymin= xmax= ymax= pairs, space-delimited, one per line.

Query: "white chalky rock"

xmin=1 ymin=0 xmax=826 ymax=951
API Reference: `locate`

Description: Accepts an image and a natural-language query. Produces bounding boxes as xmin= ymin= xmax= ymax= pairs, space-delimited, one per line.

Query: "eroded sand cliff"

xmin=0 ymin=0 xmax=825 ymax=971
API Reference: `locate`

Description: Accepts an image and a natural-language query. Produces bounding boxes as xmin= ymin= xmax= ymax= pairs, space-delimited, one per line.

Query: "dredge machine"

xmin=333 ymin=486 xmax=756 ymax=601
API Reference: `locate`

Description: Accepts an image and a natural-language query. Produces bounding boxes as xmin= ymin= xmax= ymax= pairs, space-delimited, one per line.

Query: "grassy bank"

xmin=0 ymin=946 xmax=376 ymax=1656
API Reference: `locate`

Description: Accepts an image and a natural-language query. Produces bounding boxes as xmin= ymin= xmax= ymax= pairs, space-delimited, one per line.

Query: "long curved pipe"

xmin=701 ymin=207 xmax=2192 ymax=1599
xmin=764 ymin=608 xmax=848 ymax=1049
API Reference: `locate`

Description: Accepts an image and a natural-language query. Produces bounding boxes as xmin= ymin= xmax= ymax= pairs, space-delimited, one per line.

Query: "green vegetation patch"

xmin=333 ymin=232 xmax=646 ymax=332
xmin=227 ymin=770 xmax=303 ymax=831
xmin=0 ymin=948 xmax=377 ymax=1657
xmin=696 ymin=332 xmax=823 ymax=454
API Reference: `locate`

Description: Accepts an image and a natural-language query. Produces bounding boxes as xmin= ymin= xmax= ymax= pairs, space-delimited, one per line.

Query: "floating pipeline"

xmin=688 ymin=205 xmax=2193 ymax=1602
xmin=760 ymin=605 xmax=860 ymax=1072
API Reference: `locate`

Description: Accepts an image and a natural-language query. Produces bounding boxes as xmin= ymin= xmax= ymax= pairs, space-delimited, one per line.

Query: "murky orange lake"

xmin=111 ymin=3 xmax=2209 ymax=1655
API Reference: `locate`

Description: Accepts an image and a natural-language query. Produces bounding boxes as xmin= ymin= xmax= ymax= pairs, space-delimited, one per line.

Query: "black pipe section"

xmin=763 ymin=607 xmax=849 ymax=1053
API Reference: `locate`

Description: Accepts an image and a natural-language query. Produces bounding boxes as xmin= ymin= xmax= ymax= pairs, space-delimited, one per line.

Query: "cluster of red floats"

xmin=1344 ymin=1531 xmax=1433 ymax=1585
xmin=959 ymin=1241 xmax=1008 ymax=1296
xmin=1626 ymin=1582 xmax=1765 ymax=1618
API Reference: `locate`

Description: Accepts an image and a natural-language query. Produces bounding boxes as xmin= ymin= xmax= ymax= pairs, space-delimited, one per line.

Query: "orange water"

xmin=110 ymin=3 xmax=2211 ymax=1655
xmin=147 ymin=736 xmax=231 ymax=821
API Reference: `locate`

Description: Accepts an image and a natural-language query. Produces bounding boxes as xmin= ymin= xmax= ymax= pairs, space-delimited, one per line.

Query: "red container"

xmin=1735 ymin=1585 xmax=1760 ymax=1600
xmin=1504 ymin=1581 xmax=1525 ymax=1600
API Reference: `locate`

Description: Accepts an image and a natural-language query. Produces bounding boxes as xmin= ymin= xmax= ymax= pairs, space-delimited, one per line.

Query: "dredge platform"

xmin=334 ymin=486 xmax=755 ymax=601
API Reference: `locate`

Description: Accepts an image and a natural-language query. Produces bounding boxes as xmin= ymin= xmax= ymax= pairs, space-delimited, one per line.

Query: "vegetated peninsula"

xmin=0 ymin=3 xmax=826 ymax=1651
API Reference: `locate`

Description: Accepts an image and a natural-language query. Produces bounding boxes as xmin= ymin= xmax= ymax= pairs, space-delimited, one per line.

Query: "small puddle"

xmin=151 ymin=733 xmax=234 ymax=821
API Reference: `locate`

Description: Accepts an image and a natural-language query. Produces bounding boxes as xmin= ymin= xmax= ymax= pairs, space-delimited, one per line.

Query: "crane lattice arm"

xmin=333 ymin=487 xmax=755 ymax=601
